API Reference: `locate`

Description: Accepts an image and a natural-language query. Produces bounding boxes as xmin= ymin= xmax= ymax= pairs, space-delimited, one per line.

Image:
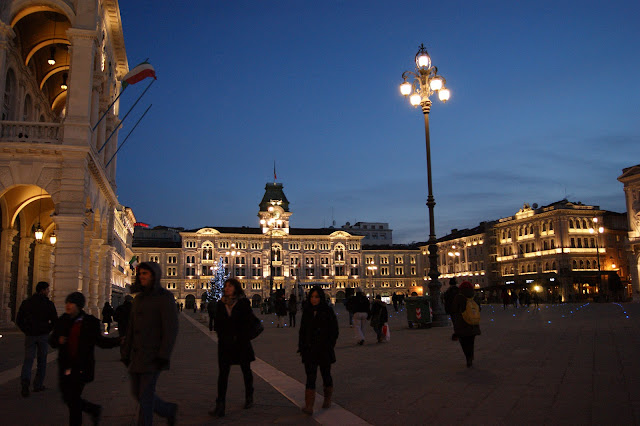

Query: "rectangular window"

xmin=395 ymin=256 xmax=403 ymax=264
xmin=380 ymin=256 xmax=389 ymax=264
xmin=411 ymin=266 xmax=416 ymax=275
xmin=322 ymin=267 xmax=330 ymax=276
xmin=365 ymin=256 xmax=375 ymax=265
xmin=410 ymin=256 xmax=416 ymax=264
xmin=350 ymin=257 xmax=359 ymax=265
xmin=335 ymin=266 xmax=344 ymax=276
xmin=251 ymin=242 xmax=261 ymax=250
xmin=289 ymin=242 xmax=300 ymax=250
xmin=219 ymin=242 xmax=229 ymax=249
xmin=381 ymin=266 xmax=389 ymax=275
xmin=350 ymin=267 xmax=359 ymax=276
xmin=395 ymin=266 xmax=403 ymax=275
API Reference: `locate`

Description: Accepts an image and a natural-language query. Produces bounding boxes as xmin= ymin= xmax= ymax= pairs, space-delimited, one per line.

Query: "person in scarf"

xmin=49 ymin=292 xmax=121 ymax=426
xmin=209 ymin=278 xmax=256 ymax=418
xmin=298 ymin=286 xmax=339 ymax=415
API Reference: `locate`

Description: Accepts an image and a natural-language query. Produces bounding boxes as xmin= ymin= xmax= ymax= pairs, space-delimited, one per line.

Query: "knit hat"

xmin=459 ymin=281 xmax=473 ymax=290
xmin=65 ymin=291 xmax=85 ymax=309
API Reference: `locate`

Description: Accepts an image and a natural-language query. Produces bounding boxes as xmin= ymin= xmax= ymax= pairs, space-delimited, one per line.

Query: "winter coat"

xmin=49 ymin=312 xmax=120 ymax=383
xmin=214 ymin=297 xmax=256 ymax=365
xmin=450 ymin=287 xmax=481 ymax=337
xmin=369 ymin=300 xmax=388 ymax=328
xmin=443 ymin=285 xmax=459 ymax=315
xmin=298 ymin=303 xmax=339 ymax=365
xmin=287 ymin=298 xmax=298 ymax=314
xmin=352 ymin=294 xmax=371 ymax=314
xmin=16 ymin=293 xmax=57 ymax=336
xmin=275 ymin=297 xmax=288 ymax=316
xmin=101 ymin=304 xmax=114 ymax=323
xmin=121 ymin=262 xmax=179 ymax=373
xmin=207 ymin=300 xmax=217 ymax=318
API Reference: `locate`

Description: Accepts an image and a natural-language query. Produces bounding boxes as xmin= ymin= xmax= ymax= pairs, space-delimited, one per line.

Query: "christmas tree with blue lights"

xmin=206 ymin=257 xmax=228 ymax=302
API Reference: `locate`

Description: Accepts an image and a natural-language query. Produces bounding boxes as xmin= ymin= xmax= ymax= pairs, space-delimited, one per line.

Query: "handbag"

xmin=249 ymin=312 xmax=264 ymax=340
xmin=382 ymin=323 xmax=391 ymax=341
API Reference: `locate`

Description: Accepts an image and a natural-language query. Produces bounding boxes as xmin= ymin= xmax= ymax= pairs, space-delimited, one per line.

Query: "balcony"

xmin=0 ymin=121 xmax=63 ymax=144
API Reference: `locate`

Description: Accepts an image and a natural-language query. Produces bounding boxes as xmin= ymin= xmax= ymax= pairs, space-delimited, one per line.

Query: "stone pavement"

xmin=1 ymin=301 xmax=640 ymax=425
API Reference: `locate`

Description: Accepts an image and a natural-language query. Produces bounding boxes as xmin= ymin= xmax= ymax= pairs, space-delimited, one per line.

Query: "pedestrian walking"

xmin=502 ymin=288 xmax=510 ymax=310
xmin=113 ymin=295 xmax=133 ymax=337
xmin=207 ymin=298 xmax=217 ymax=332
xmin=16 ymin=281 xmax=58 ymax=397
xmin=288 ymin=294 xmax=298 ymax=327
xmin=49 ymin=292 xmax=121 ymax=426
xmin=179 ymin=302 xmax=183 ymax=312
xmin=345 ymin=292 xmax=355 ymax=327
xmin=533 ymin=291 xmax=540 ymax=308
xmin=450 ymin=281 xmax=481 ymax=368
xmin=209 ymin=278 xmax=256 ymax=418
xmin=298 ymin=286 xmax=339 ymax=415
xmin=120 ymin=262 xmax=178 ymax=425
xmin=392 ymin=293 xmax=399 ymax=313
xmin=101 ymin=302 xmax=114 ymax=334
xmin=351 ymin=288 xmax=370 ymax=345
xmin=511 ymin=291 xmax=518 ymax=308
xmin=275 ymin=293 xmax=287 ymax=327
xmin=369 ymin=295 xmax=388 ymax=343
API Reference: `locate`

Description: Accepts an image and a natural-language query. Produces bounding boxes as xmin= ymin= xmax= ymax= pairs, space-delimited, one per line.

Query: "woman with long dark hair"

xmin=209 ymin=278 xmax=256 ymax=418
xmin=298 ymin=286 xmax=339 ymax=415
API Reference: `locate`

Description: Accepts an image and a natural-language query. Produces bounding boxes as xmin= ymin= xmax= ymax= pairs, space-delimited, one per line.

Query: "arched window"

xmin=569 ymin=219 xmax=575 ymax=229
xmin=543 ymin=241 xmax=549 ymax=250
xmin=572 ymin=260 xmax=577 ymax=269
xmin=519 ymin=227 xmax=523 ymax=236
xmin=549 ymin=221 xmax=554 ymax=230
xmin=3 ymin=69 xmax=16 ymax=120
xmin=586 ymin=260 xmax=591 ymax=269
xmin=542 ymin=222 xmax=546 ymax=232
xmin=502 ymin=231 xmax=506 ymax=239
xmin=576 ymin=219 xmax=581 ymax=229
xmin=577 ymin=239 xmax=582 ymax=248
xmin=504 ymin=267 xmax=509 ymax=275
xmin=582 ymin=219 xmax=588 ymax=229
xmin=552 ymin=261 xmax=556 ymax=269
xmin=23 ymin=94 xmax=32 ymax=121
xmin=551 ymin=239 xmax=555 ymax=249
xmin=527 ymin=264 xmax=531 ymax=272
xmin=272 ymin=244 xmax=281 ymax=262
xmin=544 ymin=262 xmax=549 ymax=270
xmin=508 ymin=230 xmax=512 ymax=239
xmin=334 ymin=245 xmax=345 ymax=261
xmin=202 ymin=243 xmax=213 ymax=260
xmin=579 ymin=260 xmax=584 ymax=269
xmin=521 ymin=265 xmax=525 ymax=273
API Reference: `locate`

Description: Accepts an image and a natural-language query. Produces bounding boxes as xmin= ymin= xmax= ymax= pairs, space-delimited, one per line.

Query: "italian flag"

xmin=122 ymin=62 xmax=156 ymax=88
xmin=129 ymin=256 xmax=139 ymax=270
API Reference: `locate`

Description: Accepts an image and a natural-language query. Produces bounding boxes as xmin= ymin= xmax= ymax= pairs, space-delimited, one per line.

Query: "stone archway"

xmin=185 ymin=294 xmax=196 ymax=310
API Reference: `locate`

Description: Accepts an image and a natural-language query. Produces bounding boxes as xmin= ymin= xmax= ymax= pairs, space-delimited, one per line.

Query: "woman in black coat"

xmin=209 ymin=278 xmax=256 ymax=418
xmin=298 ymin=286 xmax=339 ymax=415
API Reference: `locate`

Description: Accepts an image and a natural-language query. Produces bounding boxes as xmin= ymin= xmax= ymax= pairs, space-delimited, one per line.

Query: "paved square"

xmin=1 ymin=302 xmax=639 ymax=425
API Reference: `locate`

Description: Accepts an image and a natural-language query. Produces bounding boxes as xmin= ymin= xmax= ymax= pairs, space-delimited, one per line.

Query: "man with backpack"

xmin=450 ymin=281 xmax=481 ymax=368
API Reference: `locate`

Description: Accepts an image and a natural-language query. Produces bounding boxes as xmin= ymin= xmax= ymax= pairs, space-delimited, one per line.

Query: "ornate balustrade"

xmin=0 ymin=121 xmax=63 ymax=144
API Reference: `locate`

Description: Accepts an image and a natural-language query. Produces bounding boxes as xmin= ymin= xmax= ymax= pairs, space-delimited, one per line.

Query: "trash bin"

xmin=406 ymin=296 xmax=432 ymax=328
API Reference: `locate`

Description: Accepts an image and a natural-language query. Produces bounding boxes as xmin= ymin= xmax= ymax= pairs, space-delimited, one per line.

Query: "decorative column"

xmin=0 ymin=23 xmax=15 ymax=120
xmin=88 ymin=238 xmax=103 ymax=315
xmin=0 ymin=228 xmax=18 ymax=325
xmin=51 ymin=214 xmax=87 ymax=312
xmin=98 ymin=245 xmax=113 ymax=311
xmin=63 ymin=28 xmax=97 ymax=146
xmin=20 ymin=236 xmax=35 ymax=299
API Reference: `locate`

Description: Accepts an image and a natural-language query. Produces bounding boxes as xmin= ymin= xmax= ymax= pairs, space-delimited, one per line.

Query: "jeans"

xmin=217 ymin=361 xmax=253 ymax=402
xmin=60 ymin=371 xmax=100 ymax=426
xmin=130 ymin=371 xmax=175 ymax=426
xmin=304 ymin=361 xmax=332 ymax=390
xmin=21 ymin=334 xmax=49 ymax=388
xmin=353 ymin=312 xmax=368 ymax=341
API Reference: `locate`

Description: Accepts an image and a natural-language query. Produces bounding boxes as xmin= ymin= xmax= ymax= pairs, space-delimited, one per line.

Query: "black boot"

xmin=244 ymin=392 xmax=254 ymax=409
xmin=208 ymin=400 xmax=225 ymax=417
xmin=20 ymin=380 xmax=30 ymax=398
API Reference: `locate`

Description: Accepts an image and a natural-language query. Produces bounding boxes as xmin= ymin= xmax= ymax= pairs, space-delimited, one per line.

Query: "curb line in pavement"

xmin=181 ymin=312 xmax=371 ymax=425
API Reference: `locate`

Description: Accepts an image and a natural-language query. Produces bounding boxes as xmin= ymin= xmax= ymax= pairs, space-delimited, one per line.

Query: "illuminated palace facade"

xmin=436 ymin=200 xmax=629 ymax=301
xmin=132 ymin=183 xmax=427 ymax=308
xmin=0 ymin=0 xmax=133 ymax=324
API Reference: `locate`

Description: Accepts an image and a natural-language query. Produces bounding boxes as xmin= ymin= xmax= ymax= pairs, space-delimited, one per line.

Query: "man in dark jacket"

xmin=443 ymin=278 xmax=460 ymax=341
xmin=16 ymin=281 xmax=57 ymax=397
xmin=113 ymin=295 xmax=133 ymax=337
xmin=369 ymin=295 xmax=388 ymax=343
xmin=352 ymin=288 xmax=370 ymax=345
xmin=121 ymin=262 xmax=178 ymax=425
xmin=49 ymin=292 xmax=120 ymax=425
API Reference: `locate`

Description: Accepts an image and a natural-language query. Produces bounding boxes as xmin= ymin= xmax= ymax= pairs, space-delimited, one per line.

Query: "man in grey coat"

xmin=121 ymin=262 xmax=178 ymax=425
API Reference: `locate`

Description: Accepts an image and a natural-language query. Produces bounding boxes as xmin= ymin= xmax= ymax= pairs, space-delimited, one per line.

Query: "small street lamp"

xmin=589 ymin=218 xmax=604 ymax=297
xmin=448 ymin=245 xmax=461 ymax=276
xmin=226 ymin=243 xmax=240 ymax=278
xmin=367 ymin=262 xmax=377 ymax=298
xmin=399 ymin=43 xmax=450 ymax=326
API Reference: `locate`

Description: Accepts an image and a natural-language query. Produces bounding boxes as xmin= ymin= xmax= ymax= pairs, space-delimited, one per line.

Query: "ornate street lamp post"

xmin=590 ymin=218 xmax=604 ymax=298
xmin=399 ymin=44 xmax=450 ymax=326
xmin=226 ymin=243 xmax=240 ymax=278
xmin=367 ymin=261 xmax=377 ymax=298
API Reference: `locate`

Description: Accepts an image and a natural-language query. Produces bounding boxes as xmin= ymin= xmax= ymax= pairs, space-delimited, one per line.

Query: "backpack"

xmin=461 ymin=297 xmax=481 ymax=325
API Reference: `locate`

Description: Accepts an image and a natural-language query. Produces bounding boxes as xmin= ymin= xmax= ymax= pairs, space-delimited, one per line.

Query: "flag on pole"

xmin=129 ymin=255 xmax=139 ymax=271
xmin=122 ymin=62 xmax=156 ymax=88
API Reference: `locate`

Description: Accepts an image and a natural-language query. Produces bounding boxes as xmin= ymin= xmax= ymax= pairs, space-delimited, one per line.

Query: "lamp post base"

xmin=428 ymin=279 xmax=449 ymax=327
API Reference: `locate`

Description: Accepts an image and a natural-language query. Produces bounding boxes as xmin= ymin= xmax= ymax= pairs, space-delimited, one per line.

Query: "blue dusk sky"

xmin=115 ymin=0 xmax=640 ymax=244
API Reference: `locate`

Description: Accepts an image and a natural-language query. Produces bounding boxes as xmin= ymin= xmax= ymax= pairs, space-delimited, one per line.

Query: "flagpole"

xmin=98 ymin=78 xmax=155 ymax=153
xmin=91 ymin=85 xmax=127 ymax=132
xmin=105 ymin=104 xmax=153 ymax=167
